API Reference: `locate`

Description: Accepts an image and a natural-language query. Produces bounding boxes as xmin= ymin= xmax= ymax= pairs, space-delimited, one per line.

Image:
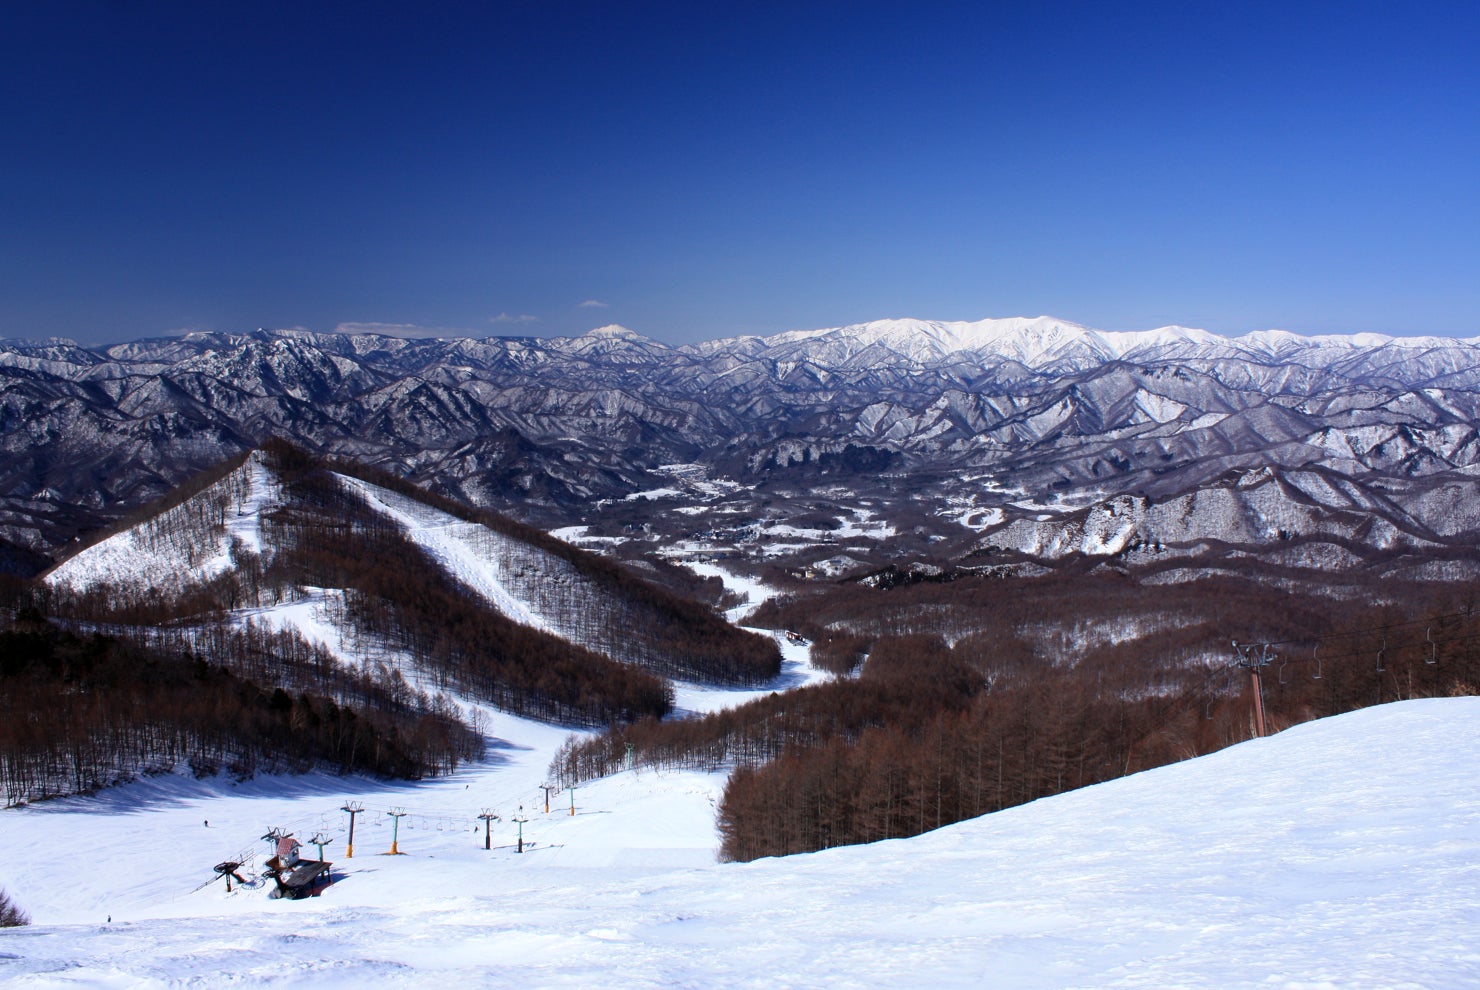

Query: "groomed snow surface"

xmin=3 ymin=699 xmax=1478 ymax=987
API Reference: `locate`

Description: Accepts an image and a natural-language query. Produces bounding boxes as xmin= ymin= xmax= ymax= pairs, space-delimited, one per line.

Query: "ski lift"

xmin=1426 ymin=626 xmax=1438 ymax=665
xmin=1311 ymin=645 xmax=1322 ymax=680
xmin=1376 ymin=637 xmax=1387 ymax=674
xmin=1278 ymin=659 xmax=1289 ymax=685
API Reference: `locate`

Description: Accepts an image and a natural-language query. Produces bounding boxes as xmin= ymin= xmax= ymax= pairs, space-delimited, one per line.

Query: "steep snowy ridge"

xmin=44 ymin=452 xmax=279 ymax=594
xmin=1 ymin=699 xmax=1476 ymax=986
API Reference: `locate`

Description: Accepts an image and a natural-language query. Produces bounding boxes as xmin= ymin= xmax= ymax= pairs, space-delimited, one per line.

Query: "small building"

xmin=276 ymin=836 xmax=302 ymax=867
xmin=265 ymin=835 xmax=330 ymax=899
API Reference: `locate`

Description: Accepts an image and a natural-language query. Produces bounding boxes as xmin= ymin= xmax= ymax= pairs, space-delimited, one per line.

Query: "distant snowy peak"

xmin=579 ymin=324 xmax=645 ymax=341
xmin=745 ymin=317 xmax=1097 ymax=369
xmin=749 ymin=316 xmax=1207 ymax=370
xmin=741 ymin=316 xmax=1480 ymax=371
xmin=559 ymin=324 xmax=666 ymax=360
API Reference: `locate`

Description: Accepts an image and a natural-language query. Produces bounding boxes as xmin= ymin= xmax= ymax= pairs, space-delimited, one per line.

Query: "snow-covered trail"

xmin=685 ymin=560 xmax=770 ymax=624
xmin=3 ymin=700 xmax=1478 ymax=988
xmin=670 ymin=630 xmax=827 ymax=715
xmin=668 ymin=562 xmax=834 ymax=715
xmin=337 ymin=474 xmax=551 ymax=632
xmin=334 ymin=480 xmax=832 ymax=715
xmin=224 ymin=453 xmax=279 ymax=556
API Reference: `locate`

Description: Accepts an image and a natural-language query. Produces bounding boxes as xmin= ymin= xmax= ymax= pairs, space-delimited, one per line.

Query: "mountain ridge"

xmin=5 ymin=316 xmax=1480 ymax=591
xmin=37 ymin=444 xmax=780 ymax=730
xmin=14 ymin=313 xmax=1480 ymax=366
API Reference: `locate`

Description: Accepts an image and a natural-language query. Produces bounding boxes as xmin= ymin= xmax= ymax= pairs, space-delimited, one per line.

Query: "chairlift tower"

xmin=309 ymin=832 xmax=334 ymax=861
xmin=1232 ymin=640 xmax=1274 ymax=738
xmin=477 ymin=808 xmax=500 ymax=850
xmin=513 ymin=806 xmax=528 ymax=854
xmin=341 ymin=801 xmax=364 ymax=858
xmin=386 ymin=807 xmax=408 ymax=855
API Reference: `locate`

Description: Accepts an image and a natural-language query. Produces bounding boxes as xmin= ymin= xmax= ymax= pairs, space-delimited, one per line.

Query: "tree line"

xmin=262 ymin=447 xmax=674 ymax=725
xmin=556 ymin=571 xmax=1480 ymax=861
xmin=301 ymin=442 xmax=781 ymax=686
xmin=0 ymin=611 xmax=478 ymax=807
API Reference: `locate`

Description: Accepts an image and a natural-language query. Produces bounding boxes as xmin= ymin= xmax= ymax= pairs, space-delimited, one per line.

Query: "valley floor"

xmin=1 ymin=698 xmax=1477 ymax=988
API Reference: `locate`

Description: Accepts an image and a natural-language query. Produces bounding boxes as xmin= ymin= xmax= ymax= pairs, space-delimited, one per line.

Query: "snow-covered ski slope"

xmin=336 ymin=473 xmax=556 ymax=633
xmin=3 ymin=698 xmax=1478 ymax=988
xmin=45 ymin=460 xmax=586 ymax=639
xmin=44 ymin=452 xmax=279 ymax=593
xmin=22 ymin=456 xmax=1480 ymax=985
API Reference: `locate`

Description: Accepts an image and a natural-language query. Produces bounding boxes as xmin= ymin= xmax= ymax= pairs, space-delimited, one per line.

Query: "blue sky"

xmin=2 ymin=1 xmax=1478 ymax=345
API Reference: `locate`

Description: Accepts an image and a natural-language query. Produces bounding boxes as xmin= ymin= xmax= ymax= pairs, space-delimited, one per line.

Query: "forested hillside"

xmin=555 ymin=570 xmax=1480 ymax=860
xmin=0 ymin=610 xmax=478 ymax=806
xmin=6 ymin=443 xmax=778 ymax=804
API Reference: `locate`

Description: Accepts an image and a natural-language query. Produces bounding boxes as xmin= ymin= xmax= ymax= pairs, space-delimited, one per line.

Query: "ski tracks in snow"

xmin=336 ymin=475 xmax=553 ymax=634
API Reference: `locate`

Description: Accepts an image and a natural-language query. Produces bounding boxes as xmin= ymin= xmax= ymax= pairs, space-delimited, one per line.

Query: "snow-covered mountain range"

xmin=6 ymin=316 xmax=1480 ymax=585
xmin=5 ymin=323 xmax=1480 ymax=985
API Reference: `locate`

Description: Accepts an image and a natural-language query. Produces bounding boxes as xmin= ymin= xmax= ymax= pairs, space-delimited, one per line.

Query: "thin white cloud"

xmin=489 ymin=313 xmax=540 ymax=325
xmin=578 ymin=299 xmax=609 ymax=309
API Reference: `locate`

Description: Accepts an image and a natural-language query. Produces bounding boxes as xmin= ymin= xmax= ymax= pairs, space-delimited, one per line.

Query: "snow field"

xmin=3 ymin=700 xmax=1478 ymax=987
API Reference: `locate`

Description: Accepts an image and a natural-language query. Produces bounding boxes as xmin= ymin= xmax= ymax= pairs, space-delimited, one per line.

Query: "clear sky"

xmin=2 ymin=1 xmax=1478 ymax=346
